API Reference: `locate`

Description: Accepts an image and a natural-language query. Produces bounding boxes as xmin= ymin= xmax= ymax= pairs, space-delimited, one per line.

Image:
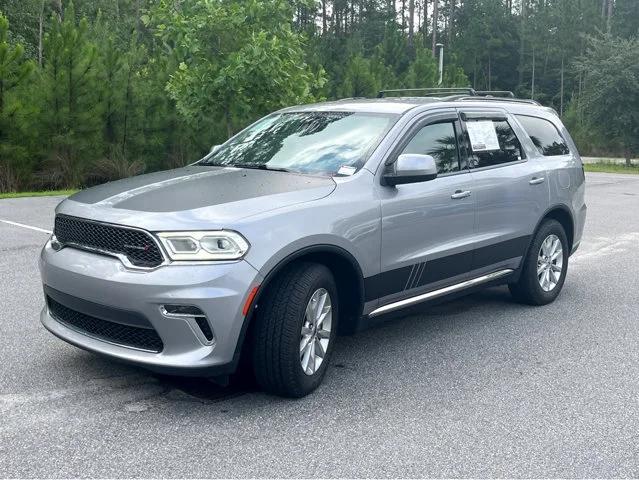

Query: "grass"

xmin=0 ymin=189 xmax=78 ymax=199
xmin=584 ymin=162 xmax=639 ymax=175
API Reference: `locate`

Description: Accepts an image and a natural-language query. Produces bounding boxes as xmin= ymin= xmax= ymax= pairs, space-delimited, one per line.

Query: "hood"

xmin=58 ymin=166 xmax=336 ymax=230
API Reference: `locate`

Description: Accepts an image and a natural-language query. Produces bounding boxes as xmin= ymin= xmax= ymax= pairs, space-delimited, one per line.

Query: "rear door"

xmin=457 ymin=108 xmax=549 ymax=276
xmin=373 ymin=110 xmax=476 ymax=305
xmin=514 ymin=113 xmax=586 ymax=251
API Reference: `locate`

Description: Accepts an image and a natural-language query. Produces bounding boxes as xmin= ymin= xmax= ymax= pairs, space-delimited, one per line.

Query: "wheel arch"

xmin=539 ymin=204 xmax=575 ymax=251
xmin=230 ymin=244 xmax=366 ymax=374
xmin=255 ymin=245 xmax=365 ymax=329
xmin=518 ymin=204 xmax=575 ymax=275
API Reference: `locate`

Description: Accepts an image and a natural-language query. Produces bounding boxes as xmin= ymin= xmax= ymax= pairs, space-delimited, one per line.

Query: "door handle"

xmin=529 ymin=176 xmax=545 ymax=185
xmin=451 ymin=190 xmax=471 ymax=199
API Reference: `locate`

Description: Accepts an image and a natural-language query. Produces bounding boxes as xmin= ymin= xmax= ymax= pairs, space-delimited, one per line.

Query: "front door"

xmin=373 ymin=111 xmax=476 ymax=305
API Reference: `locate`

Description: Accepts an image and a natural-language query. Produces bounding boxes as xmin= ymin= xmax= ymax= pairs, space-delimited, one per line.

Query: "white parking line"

xmin=0 ymin=219 xmax=52 ymax=234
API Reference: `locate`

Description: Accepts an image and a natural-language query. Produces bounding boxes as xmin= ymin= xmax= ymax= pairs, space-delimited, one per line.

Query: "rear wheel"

xmin=509 ymin=219 xmax=569 ymax=305
xmin=251 ymin=262 xmax=338 ymax=397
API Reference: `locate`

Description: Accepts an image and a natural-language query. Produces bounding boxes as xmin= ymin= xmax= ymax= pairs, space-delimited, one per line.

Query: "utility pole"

xmin=431 ymin=0 xmax=439 ymax=56
xmin=408 ymin=0 xmax=415 ymax=48
xmin=437 ymin=43 xmax=444 ymax=85
xmin=560 ymin=56 xmax=564 ymax=116
xmin=38 ymin=0 xmax=45 ymax=67
xmin=322 ymin=0 xmax=327 ymax=34
xmin=519 ymin=0 xmax=527 ymax=87
xmin=607 ymin=0 xmax=613 ymax=33
xmin=531 ymin=45 xmax=535 ymax=100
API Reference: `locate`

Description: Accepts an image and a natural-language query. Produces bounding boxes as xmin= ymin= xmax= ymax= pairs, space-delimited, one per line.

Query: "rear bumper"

xmin=39 ymin=240 xmax=262 ymax=376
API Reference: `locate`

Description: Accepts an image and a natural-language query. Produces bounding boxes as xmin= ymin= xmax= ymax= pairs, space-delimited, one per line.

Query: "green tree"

xmin=403 ymin=47 xmax=467 ymax=90
xmin=454 ymin=0 xmax=518 ymax=91
xmin=148 ymin=0 xmax=325 ymax=138
xmin=338 ymin=54 xmax=381 ymax=97
xmin=0 ymin=0 xmax=43 ymax=59
xmin=612 ymin=0 xmax=639 ymax=39
xmin=576 ymin=35 xmax=639 ymax=165
xmin=0 ymin=13 xmax=35 ymax=192
xmin=403 ymin=47 xmax=438 ymax=88
xmin=38 ymin=1 xmax=98 ymax=188
xmin=91 ymin=28 xmax=146 ymax=181
xmin=0 ymin=0 xmax=635 ymax=191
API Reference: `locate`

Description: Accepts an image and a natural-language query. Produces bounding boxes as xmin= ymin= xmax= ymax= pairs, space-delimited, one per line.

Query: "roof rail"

xmin=376 ymin=87 xmax=540 ymax=105
xmin=377 ymin=87 xmax=476 ymax=98
xmin=455 ymin=96 xmax=541 ymax=106
xmin=475 ymin=90 xmax=515 ymax=98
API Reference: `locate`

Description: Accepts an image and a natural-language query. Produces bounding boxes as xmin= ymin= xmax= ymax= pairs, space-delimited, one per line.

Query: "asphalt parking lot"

xmin=1 ymin=172 xmax=638 ymax=478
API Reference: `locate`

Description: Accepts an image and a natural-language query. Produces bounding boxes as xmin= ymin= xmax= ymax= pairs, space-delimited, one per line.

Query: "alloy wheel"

xmin=537 ymin=234 xmax=563 ymax=292
xmin=299 ymin=288 xmax=332 ymax=375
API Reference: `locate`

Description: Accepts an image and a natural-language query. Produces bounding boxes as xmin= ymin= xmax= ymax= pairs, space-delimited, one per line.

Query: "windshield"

xmin=198 ymin=111 xmax=398 ymax=176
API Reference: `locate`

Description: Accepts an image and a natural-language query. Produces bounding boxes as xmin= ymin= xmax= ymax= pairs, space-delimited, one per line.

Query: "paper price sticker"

xmin=466 ymin=120 xmax=500 ymax=152
xmin=337 ymin=165 xmax=357 ymax=176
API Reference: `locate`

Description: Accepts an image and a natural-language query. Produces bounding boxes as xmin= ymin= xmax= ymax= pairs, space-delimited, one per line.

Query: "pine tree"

xmin=338 ymin=55 xmax=381 ymax=97
xmin=0 ymin=13 xmax=35 ymax=192
xmin=576 ymin=35 xmax=639 ymax=165
xmin=38 ymin=1 xmax=98 ymax=188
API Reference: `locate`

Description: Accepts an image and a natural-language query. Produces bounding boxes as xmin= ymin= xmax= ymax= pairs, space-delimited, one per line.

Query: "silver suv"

xmin=39 ymin=89 xmax=587 ymax=397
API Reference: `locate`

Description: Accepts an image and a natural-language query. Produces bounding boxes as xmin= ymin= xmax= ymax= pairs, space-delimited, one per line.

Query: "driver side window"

xmin=401 ymin=121 xmax=461 ymax=174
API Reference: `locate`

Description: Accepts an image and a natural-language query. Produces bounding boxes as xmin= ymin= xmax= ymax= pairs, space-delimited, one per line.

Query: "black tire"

xmin=251 ymin=262 xmax=338 ymax=397
xmin=509 ymin=219 xmax=569 ymax=306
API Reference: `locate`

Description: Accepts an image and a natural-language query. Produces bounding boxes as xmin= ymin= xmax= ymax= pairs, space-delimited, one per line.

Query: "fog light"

xmin=162 ymin=305 xmax=203 ymax=316
xmin=161 ymin=304 xmax=214 ymax=343
xmin=50 ymin=234 xmax=62 ymax=251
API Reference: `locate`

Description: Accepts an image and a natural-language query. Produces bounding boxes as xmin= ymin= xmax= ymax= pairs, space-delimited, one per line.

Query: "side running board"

xmin=368 ymin=269 xmax=514 ymax=318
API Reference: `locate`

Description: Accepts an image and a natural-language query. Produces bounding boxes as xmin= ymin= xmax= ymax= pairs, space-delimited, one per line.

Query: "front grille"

xmin=47 ymin=296 xmax=164 ymax=352
xmin=54 ymin=214 xmax=164 ymax=268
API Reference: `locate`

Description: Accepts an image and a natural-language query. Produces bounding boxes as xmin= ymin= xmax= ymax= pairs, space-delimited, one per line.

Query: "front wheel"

xmin=251 ymin=262 xmax=338 ymax=397
xmin=509 ymin=219 xmax=569 ymax=305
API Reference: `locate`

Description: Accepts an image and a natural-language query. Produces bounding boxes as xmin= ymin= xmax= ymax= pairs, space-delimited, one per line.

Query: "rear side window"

xmin=516 ymin=115 xmax=570 ymax=156
xmin=465 ymin=118 xmax=524 ymax=168
xmin=401 ymin=121 xmax=461 ymax=174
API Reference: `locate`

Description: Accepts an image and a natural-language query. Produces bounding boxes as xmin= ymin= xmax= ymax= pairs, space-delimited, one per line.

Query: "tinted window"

xmin=516 ymin=115 xmax=570 ymax=156
xmin=401 ymin=122 xmax=460 ymax=174
xmin=199 ymin=111 xmax=398 ymax=176
xmin=467 ymin=119 xmax=523 ymax=168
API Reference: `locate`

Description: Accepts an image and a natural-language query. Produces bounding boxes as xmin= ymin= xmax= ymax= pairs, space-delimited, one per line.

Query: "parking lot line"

xmin=0 ymin=218 xmax=52 ymax=234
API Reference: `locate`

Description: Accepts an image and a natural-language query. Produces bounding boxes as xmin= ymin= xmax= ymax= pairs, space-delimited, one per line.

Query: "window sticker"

xmin=337 ymin=165 xmax=357 ymax=176
xmin=466 ymin=120 xmax=500 ymax=152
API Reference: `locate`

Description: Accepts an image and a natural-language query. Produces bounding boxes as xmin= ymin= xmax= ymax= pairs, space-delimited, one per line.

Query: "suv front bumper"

xmin=39 ymin=240 xmax=262 ymax=376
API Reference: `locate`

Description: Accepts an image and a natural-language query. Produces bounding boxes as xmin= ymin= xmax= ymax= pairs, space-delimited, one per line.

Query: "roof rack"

xmin=376 ymin=87 xmax=540 ymax=105
xmin=455 ymin=96 xmax=541 ymax=106
xmin=475 ymin=90 xmax=515 ymax=98
xmin=377 ymin=87 xmax=475 ymax=98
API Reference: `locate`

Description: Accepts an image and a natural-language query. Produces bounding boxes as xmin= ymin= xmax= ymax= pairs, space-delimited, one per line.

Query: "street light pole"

xmin=436 ymin=43 xmax=444 ymax=86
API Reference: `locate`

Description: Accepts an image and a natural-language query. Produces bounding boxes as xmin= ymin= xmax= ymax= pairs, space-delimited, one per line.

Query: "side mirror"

xmin=383 ymin=154 xmax=438 ymax=186
xmin=210 ymin=145 xmax=221 ymax=154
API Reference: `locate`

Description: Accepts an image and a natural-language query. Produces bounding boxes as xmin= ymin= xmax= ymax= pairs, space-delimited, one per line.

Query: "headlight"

xmin=156 ymin=231 xmax=249 ymax=261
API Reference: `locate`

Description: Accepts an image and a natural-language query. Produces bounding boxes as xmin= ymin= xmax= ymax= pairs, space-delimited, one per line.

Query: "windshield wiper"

xmin=198 ymin=162 xmax=294 ymax=173
xmin=233 ymin=163 xmax=293 ymax=173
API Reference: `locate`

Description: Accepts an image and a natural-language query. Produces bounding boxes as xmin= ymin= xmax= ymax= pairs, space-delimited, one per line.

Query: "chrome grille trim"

xmin=53 ymin=214 xmax=168 ymax=271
